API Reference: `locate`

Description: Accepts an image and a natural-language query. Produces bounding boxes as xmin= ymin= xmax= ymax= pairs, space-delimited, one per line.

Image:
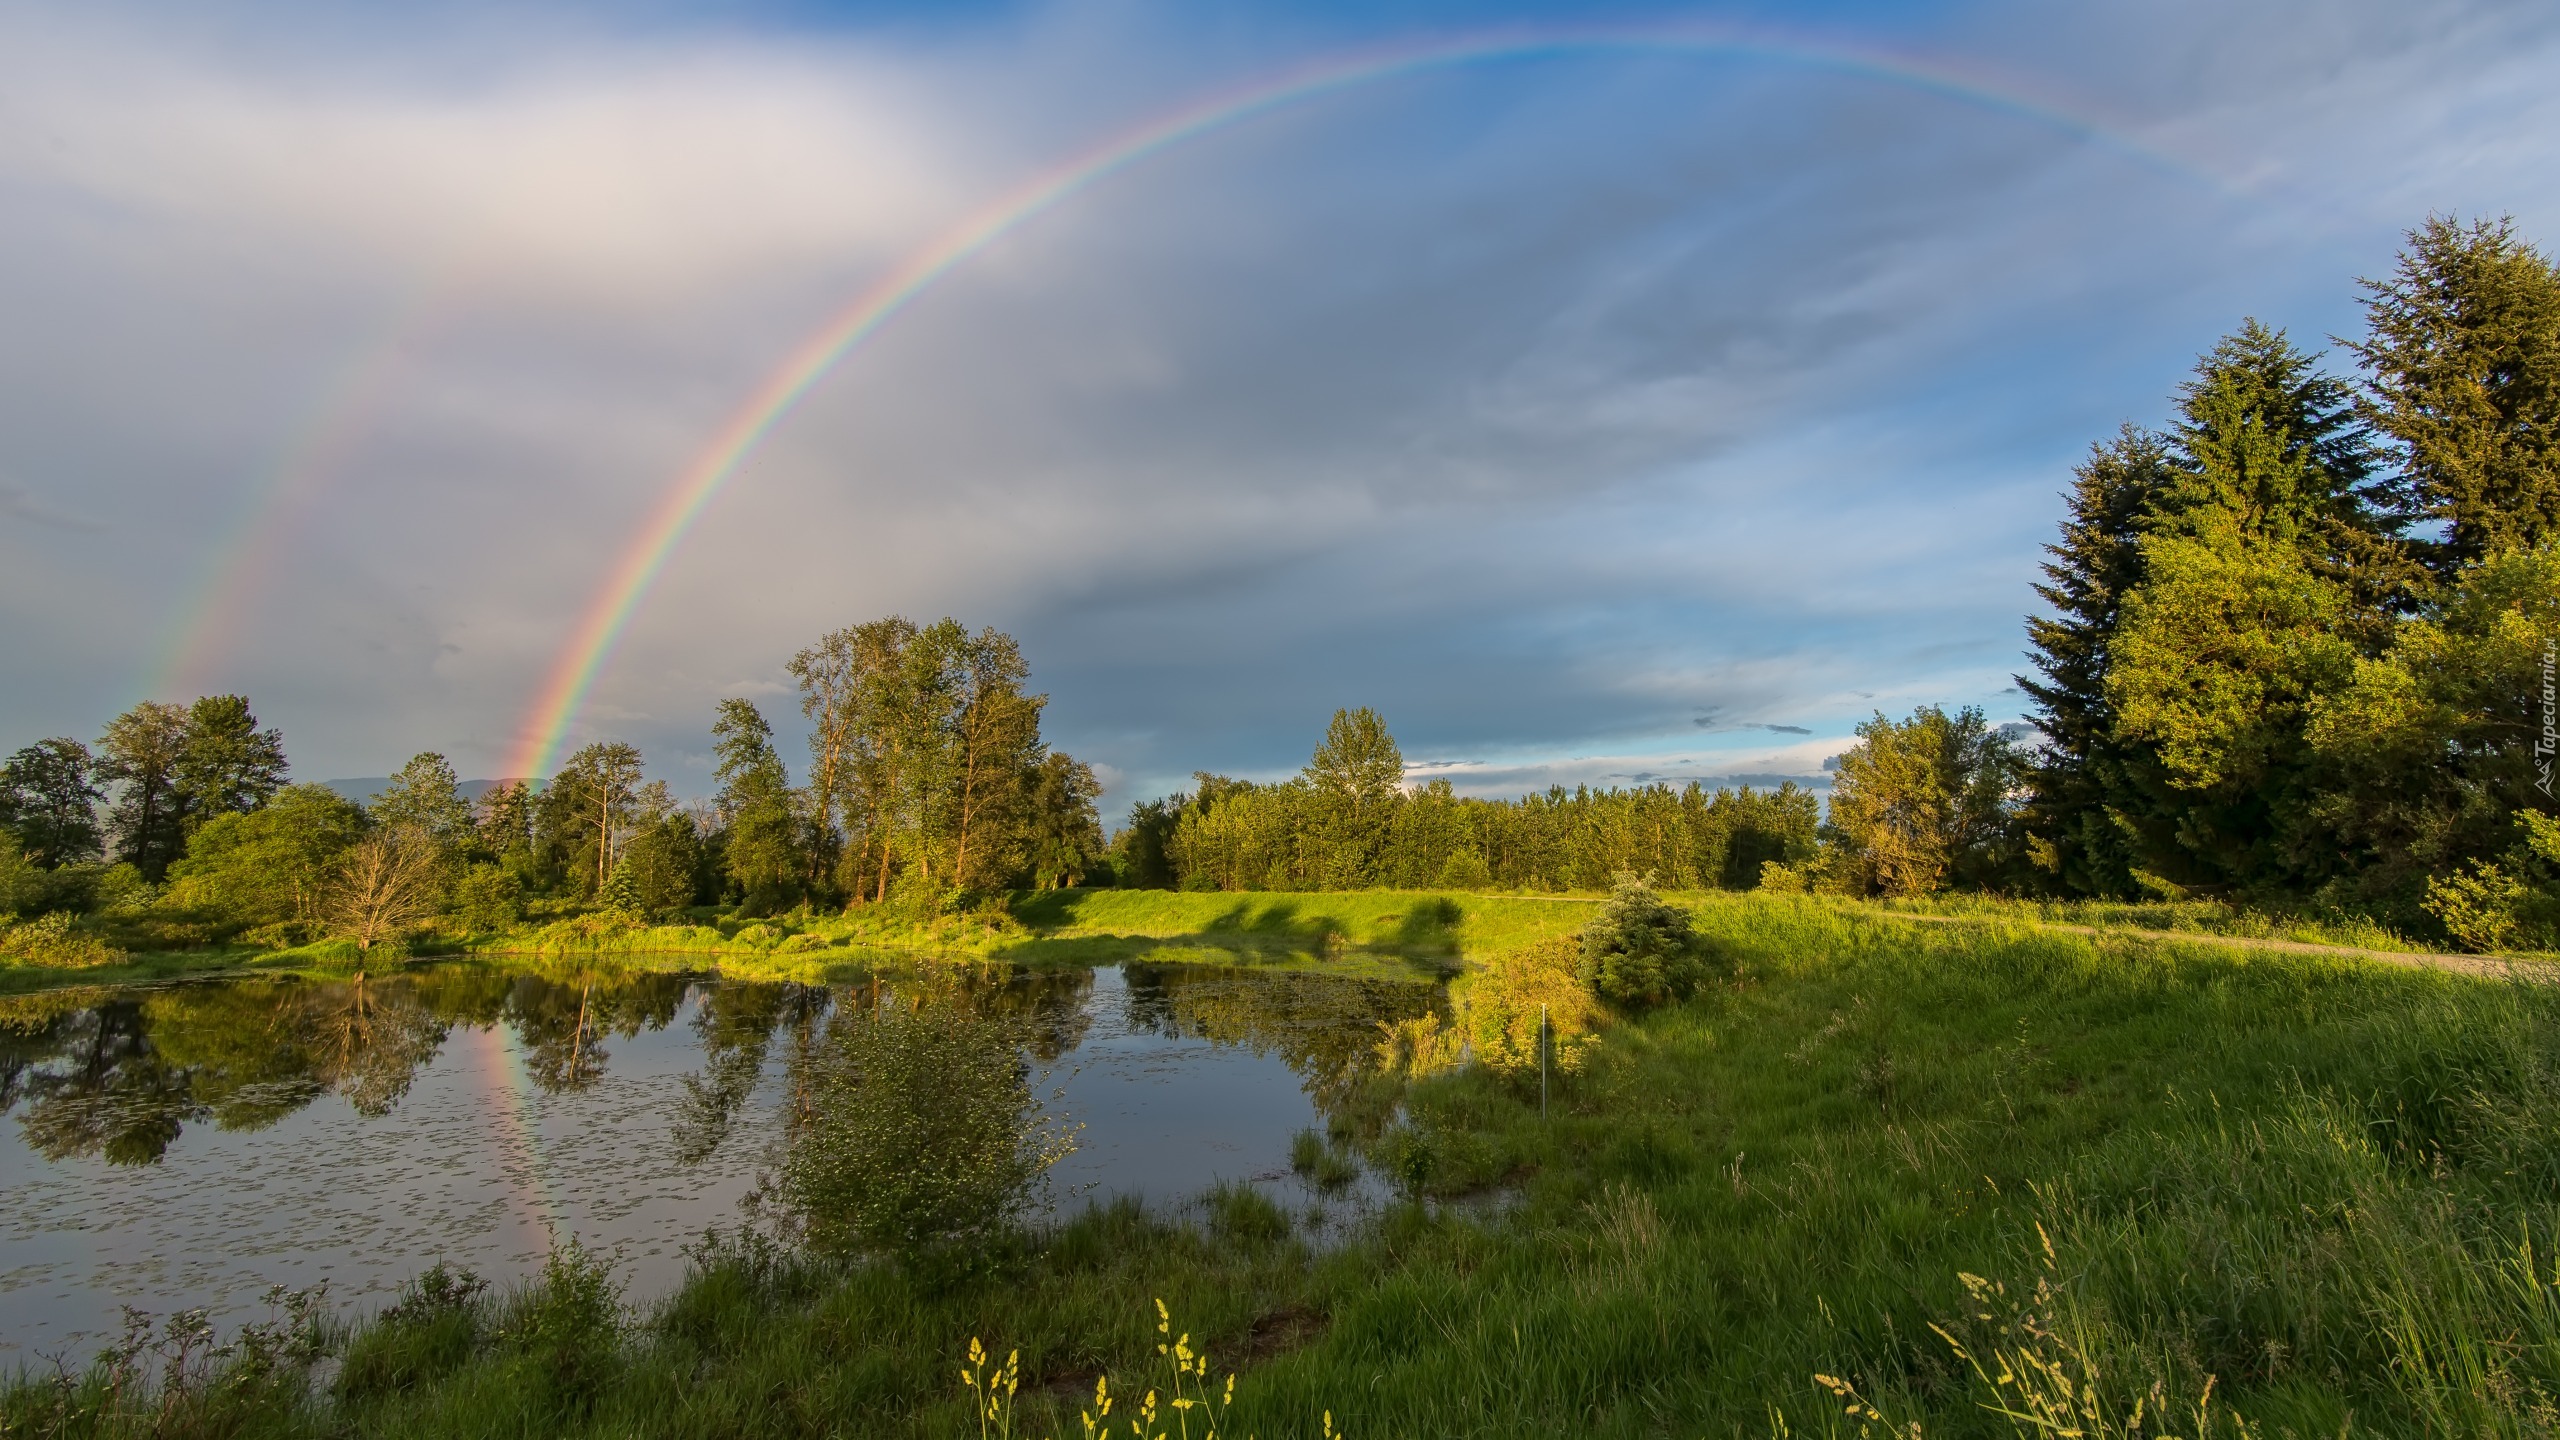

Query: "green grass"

xmin=9 ymin=883 xmax=2499 ymax=998
xmin=1870 ymin=889 xmax=2438 ymax=953
xmin=19 ymin=891 xmax=2560 ymax=1435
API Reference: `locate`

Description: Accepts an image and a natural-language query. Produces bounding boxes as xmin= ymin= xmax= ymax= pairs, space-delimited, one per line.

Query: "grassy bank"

xmin=16 ymin=894 xmax=2560 ymax=1435
xmin=8 ymin=885 xmax=2516 ymax=997
xmin=3 ymin=888 xmax=1601 ymax=992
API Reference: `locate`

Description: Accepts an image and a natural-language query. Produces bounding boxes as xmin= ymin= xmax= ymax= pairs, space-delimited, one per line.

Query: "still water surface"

xmin=0 ymin=961 xmax=1439 ymax=1362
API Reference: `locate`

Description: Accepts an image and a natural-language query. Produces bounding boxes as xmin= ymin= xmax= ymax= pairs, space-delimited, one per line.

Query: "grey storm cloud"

xmin=2 ymin=0 xmax=2558 ymax=807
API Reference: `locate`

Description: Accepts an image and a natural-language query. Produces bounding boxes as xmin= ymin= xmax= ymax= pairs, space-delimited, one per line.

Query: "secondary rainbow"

xmin=505 ymin=23 xmax=2235 ymax=779
xmin=147 ymin=277 xmax=458 ymax=704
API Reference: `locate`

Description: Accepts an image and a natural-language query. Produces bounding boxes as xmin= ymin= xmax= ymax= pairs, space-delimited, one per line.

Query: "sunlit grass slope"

xmin=16 ymin=893 xmax=2560 ymax=1436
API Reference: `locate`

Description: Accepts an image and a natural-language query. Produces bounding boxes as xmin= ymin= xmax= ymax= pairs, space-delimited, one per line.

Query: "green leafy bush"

xmin=777 ymin=996 xmax=1075 ymax=1263
xmin=337 ymin=1262 xmax=488 ymax=1401
xmin=0 ymin=911 xmax=123 ymax=968
xmin=496 ymin=1239 xmax=623 ymax=1414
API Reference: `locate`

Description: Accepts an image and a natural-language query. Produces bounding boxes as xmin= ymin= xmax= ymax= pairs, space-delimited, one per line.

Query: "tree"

xmin=615 ymin=813 xmax=704 ymax=918
xmin=2102 ymin=326 xmax=2398 ymax=896
xmin=2159 ymin=319 xmax=2406 ymax=614
xmin=2106 ymin=516 xmax=2362 ymax=893
xmin=1303 ymin=707 xmax=1404 ymax=887
xmin=712 ymin=698 xmax=803 ymax=913
xmin=165 ymin=784 xmax=367 ymax=933
xmin=1577 ymin=873 xmax=1712 ymax=1007
xmin=942 ymin=627 xmax=1045 ymax=892
xmin=544 ymin=742 xmax=644 ymax=897
xmin=2309 ymin=542 xmax=2560 ymax=921
xmin=2019 ymin=428 xmax=2178 ymax=898
xmin=475 ymin=781 xmax=541 ymax=890
xmin=326 ymin=827 xmax=444 ymax=952
xmin=96 ymin=701 xmax=191 ymax=880
xmin=2351 ymin=215 xmax=2560 ymax=573
xmin=1822 ymin=706 xmax=2024 ymax=897
xmin=1022 ymin=753 xmax=1105 ymax=889
xmin=372 ymin=753 xmax=475 ymax=854
xmin=792 ymin=616 xmax=1059 ymax=904
xmin=793 ymin=617 xmax=919 ymax=904
xmin=172 ymin=695 xmax=289 ymax=828
xmin=1109 ymin=794 xmax=1184 ymax=889
xmin=1 ymin=738 xmax=103 ymax=868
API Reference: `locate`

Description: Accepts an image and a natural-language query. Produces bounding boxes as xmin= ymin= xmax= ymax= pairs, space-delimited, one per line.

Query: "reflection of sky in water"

xmin=0 ymin=991 xmax=785 ymax=1362
xmin=1042 ymin=966 xmax=1351 ymax=1212
xmin=0 ymin=965 xmax=1418 ymax=1361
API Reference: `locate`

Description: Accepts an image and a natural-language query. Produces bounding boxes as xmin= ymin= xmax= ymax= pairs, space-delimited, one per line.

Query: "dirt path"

xmin=1887 ymin=910 xmax=2551 ymax=982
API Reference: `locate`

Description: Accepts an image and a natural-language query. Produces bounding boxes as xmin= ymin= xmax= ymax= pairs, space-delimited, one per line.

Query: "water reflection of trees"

xmin=1117 ymin=964 xmax=1446 ymax=1116
xmin=672 ymin=982 xmax=826 ymax=1165
xmin=0 ymin=961 xmax=1443 ymax=1170
xmin=0 ymin=969 xmax=818 ymax=1166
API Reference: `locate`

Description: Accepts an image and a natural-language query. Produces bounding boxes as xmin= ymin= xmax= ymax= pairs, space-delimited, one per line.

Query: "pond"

xmin=0 ymin=960 xmax=1442 ymax=1364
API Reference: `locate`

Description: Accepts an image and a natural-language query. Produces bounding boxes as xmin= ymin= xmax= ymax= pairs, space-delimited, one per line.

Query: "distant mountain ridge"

xmin=320 ymin=777 xmax=514 ymax=807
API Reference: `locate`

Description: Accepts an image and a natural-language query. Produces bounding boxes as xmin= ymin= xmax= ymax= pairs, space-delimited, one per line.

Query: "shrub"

xmin=496 ymin=1239 xmax=622 ymax=1414
xmin=777 ymin=996 xmax=1075 ymax=1263
xmin=453 ymin=862 xmax=523 ymax=931
xmin=1455 ymin=934 xmax=1603 ymax=1080
xmin=337 ymin=1262 xmax=487 ymax=1401
xmin=1577 ymin=873 xmax=1715 ymax=1006
xmin=0 ymin=911 xmax=123 ymax=969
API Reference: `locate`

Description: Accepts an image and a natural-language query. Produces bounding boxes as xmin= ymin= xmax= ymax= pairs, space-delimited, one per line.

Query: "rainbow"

xmin=504 ymin=23 xmax=2236 ymax=778
xmin=149 ymin=278 xmax=458 ymax=703
xmin=472 ymin=1019 xmax=569 ymax=1240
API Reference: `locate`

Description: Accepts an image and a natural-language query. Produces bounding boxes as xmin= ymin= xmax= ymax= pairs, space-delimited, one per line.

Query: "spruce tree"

xmin=2102 ymin=324 xmax=2399 ymax=896
xmin=2351 ymin=215 xmax=2560 ymax=572
xmin=2019 ymin=427 xmax=2178 ymax=897
xmin=2026 ymin=323 xmax=2405 ymax=898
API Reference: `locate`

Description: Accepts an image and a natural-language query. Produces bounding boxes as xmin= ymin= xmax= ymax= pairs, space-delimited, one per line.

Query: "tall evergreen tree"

xmin=172 ymin=695 xmax=289 ymax=829
xmin=2019 ymin=427 xmax=2179 ymax=897
xmin=96 ymin=701 xmax=191 ymax=879
xmin=2161 ymin=319 xmax=2415 ymax=619
xmin=1022 ymin=752 xmax=1105 ymax=889
xmin=2029 ymin=323 xmax=2405 ymax=898
xmin=1 ymin=738 xmax=104 ymax=868
xmin=2351 ymin=215 xmax=2560 ymax=572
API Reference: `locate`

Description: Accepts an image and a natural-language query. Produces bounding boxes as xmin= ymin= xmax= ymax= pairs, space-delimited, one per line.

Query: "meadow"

xmin=9 ymin=891 xmax=2560 ymax=1437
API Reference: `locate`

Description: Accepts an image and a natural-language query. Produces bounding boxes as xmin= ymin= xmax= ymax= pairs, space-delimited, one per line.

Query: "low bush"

xmin=0 ymin=911 xmax=123 ymax=968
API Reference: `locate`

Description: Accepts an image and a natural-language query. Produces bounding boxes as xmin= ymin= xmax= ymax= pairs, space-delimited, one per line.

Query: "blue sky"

xmin=2 ymin=0 xmax=2556 ymax=810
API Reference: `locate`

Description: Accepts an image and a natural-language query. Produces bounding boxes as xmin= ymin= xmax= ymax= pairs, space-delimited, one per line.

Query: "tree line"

xmin=0 ymin=617 xmax=1107 ymax=949
xmin=1106 ymin=707 xmax=1819 ymax=894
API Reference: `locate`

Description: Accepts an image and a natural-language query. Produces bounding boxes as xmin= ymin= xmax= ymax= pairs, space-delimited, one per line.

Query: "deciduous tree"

xmin=1822 ymin=706 xmax=2023 ymax=897
xmin=96 ymin=701 xmax=190 ymax=879
xmin=1 ymin=738 xmax=103 ymax=868
xmin=173 ymin=695 xmax=289 ymax=828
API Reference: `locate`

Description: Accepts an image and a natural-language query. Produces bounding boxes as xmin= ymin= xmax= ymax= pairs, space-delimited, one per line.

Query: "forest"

xmin=1 ymin=215 xmax=2556 ymax=961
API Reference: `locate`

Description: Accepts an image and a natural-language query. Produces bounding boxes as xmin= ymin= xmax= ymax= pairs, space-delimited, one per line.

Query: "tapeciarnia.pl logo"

xmin=2540 ymin=639 xmax=2557 ymax=799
